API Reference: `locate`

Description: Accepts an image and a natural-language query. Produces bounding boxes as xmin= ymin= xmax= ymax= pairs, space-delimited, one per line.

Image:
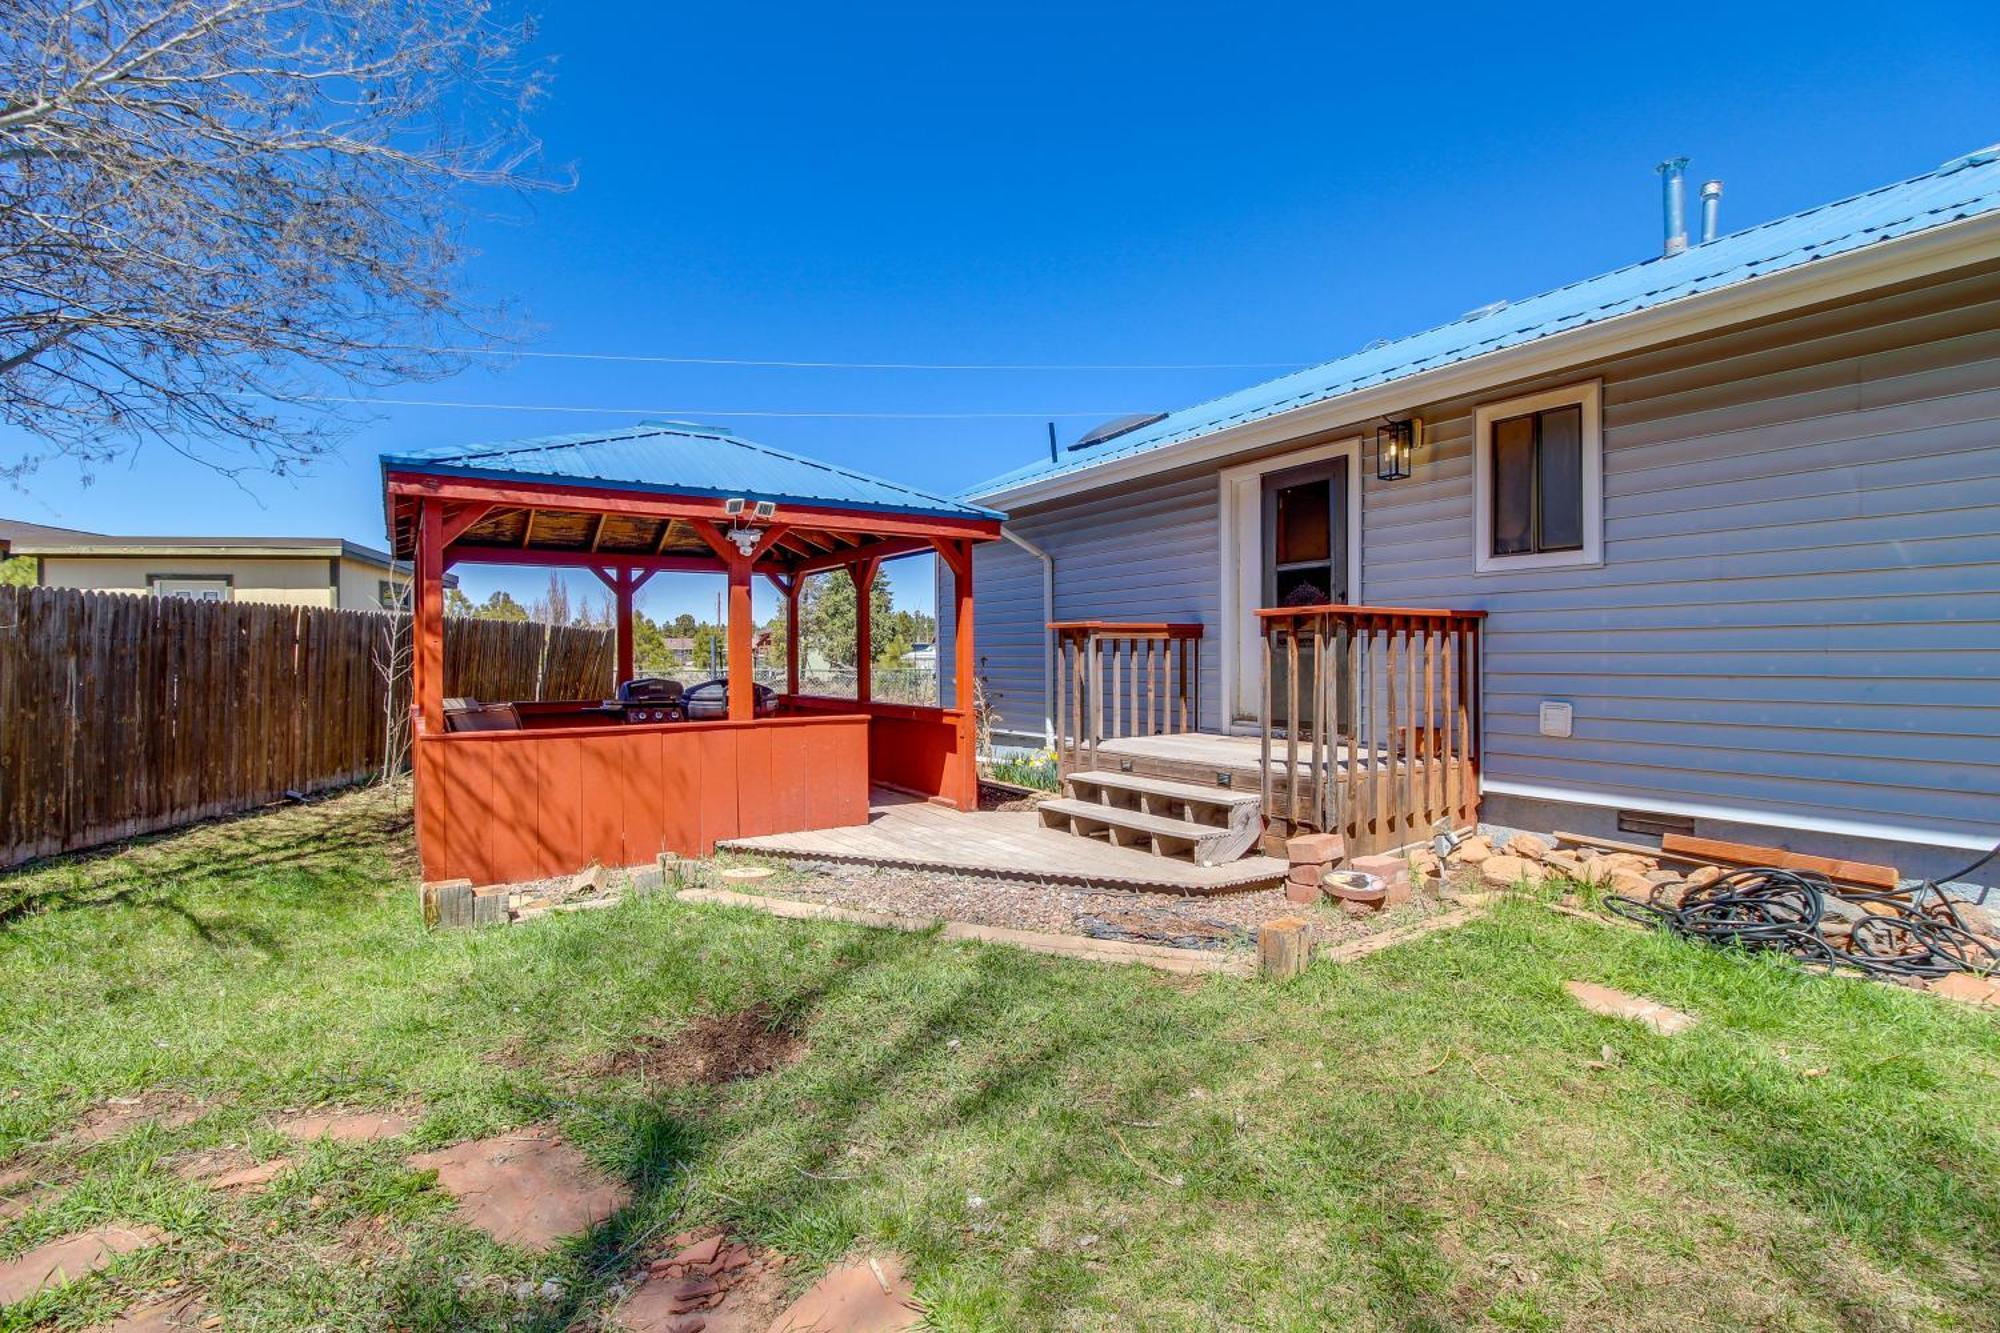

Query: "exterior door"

xmin=1261 ymin=457 xmax=1348 ymax=731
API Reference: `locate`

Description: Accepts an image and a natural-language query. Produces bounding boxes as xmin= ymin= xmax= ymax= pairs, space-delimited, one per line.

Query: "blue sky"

xmin=7 ymin=0 xmax=1996 ymax=624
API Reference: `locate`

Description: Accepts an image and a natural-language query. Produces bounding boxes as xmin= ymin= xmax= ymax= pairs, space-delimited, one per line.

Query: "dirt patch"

xmin=407 ymin=1126 xmax=629 ymax=1251
xmin=94 ymin=1291 xmax=206 ymax=1331
xmin=174 ymin=1149 xmax=291 ymax=1192
xmin=978 ymin=780 xmax=1049 ymax=813
xmin=70 ymin=1091 xmax=206 ymax=1145
xmin=616 ymin=1228 xmax=793 ymax=1333
xmin=274 ymin=1107 xmax=416 ymax=1142
xmin=604 ymin=1005 xmax=804 ymax=1086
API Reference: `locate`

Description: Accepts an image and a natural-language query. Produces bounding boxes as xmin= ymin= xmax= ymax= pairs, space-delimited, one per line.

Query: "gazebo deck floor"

xmin=720 ymin=787 xmax=1288 ymax=895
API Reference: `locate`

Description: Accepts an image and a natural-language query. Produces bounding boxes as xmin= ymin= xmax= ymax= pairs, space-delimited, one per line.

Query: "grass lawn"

xmin=1 ymin=784 xmax=1997 ymax=1332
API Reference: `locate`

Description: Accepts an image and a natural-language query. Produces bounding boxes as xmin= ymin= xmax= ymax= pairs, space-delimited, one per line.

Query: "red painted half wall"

xmin=413 ymin=713 xmax=871 ymax=884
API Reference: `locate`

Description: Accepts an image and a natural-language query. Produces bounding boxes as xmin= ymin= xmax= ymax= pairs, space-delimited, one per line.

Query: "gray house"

xmin=949 ymin=147 xmax=2000 ymax=878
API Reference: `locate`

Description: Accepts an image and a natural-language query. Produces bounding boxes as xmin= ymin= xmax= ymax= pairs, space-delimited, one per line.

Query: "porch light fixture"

xmin=1375 ymin=417 xmax=1422 ymax=481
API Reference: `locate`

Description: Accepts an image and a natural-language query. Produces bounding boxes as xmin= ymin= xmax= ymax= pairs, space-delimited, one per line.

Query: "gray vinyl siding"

xmin=940 ymin=471 xmax=1225 ymax=739
xmin=970 ymin=261 xmax=2000 ymax=847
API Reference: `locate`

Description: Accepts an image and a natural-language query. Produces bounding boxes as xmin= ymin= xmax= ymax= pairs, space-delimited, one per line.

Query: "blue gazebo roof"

xmin=383 ymin=421 xmax=1002 ymax=522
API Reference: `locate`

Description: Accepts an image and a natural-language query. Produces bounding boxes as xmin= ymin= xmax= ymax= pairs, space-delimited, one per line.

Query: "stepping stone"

xmin=718 ymin=867 xmax=775 ymax=884
xmin=1564 ymin=981 xmax=1697 ymax=1036
xmin=72 ymin=1097 xmax=204 ymax=1146
xmin=769 ymin=1253 xmax=921 ymax=1333
xmin=407 ymin=1128 xmax=629 ymax=1250
xmin=276 ymin=1110 xmax=413 ymax=1143
xmin=0 ymin=1224 xmax=168 ymax=1305
xmin=91 ymin=1292 xmax=204 ymax=1331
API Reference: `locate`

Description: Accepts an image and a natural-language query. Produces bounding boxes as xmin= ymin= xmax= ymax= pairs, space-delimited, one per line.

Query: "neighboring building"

xmin=0 ymin=520 xmax=442 ymax=609
xmin=952 ymin=146 xmax=2000 ymax=877
xmin=906 ymin=641 xmax=938 ymax=668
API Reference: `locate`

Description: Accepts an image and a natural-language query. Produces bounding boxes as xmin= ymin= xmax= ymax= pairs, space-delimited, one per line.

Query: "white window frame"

xmin=1472 ymin=378 xmax=1603 ymax=573
xmin=149 ymin=576 xmax=232 ymax=602
xmin=1216 ymin=436 xmax=1364 ymax=729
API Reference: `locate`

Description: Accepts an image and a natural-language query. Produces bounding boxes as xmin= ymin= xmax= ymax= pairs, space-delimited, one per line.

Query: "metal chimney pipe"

xmin=1699 ymin=179 xmax=1723 ymax=243
xmin=1657 ymin=157 xmax=1690 ymax=256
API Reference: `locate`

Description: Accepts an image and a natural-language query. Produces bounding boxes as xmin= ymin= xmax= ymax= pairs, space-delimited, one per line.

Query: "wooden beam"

xmin=851 ymin=554 xmax=882 ymax=703
xmin=931 ymin=534 xmax=971 ymax=582
xmin=785 ymin=577 xmax=801 ymax=698
xmin=788 ymin=535 xmax=933 ymax=578
xmin=387 ymin=472 xmax=1004 ymax=543
xmin=726 ymin=556 xmax=754 ymax=720
xmin=746 ymin=523 xmax=791 ymax=564
xmin=447 ymin=548 xmax=728 ymax=575
xmin=520 ymin=508 xmax=537 ymax=548
xmin=588 ymin=511 xmax=609 ymax=552
xmin=949 ymin=538 xmax=977 ymax=806
xmin=687 ymin=519 xmax=738 ymax=564
xmin=416 ymin=500 xmax=446 ymax=735
xmin=440 ymin=502 xmax=495 ymax=548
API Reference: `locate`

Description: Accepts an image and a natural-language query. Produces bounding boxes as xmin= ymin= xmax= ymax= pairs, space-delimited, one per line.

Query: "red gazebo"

xmin=381 ymin=423 xmax=1003 ymax=885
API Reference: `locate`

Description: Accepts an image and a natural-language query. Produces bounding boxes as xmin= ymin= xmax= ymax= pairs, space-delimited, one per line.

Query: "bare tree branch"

xmin=1 ymin=0 xmax=566 ymax=483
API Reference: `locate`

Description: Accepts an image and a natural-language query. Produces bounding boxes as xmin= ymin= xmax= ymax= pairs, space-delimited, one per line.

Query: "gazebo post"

xmin=726 ymin=553 xmax=754 ymax=719
xmin=931 ymin=537 xmax=977 ymax=807
xmin=850 ymin=556 xmax=880 ymax=703
xmin=612 ymin=572 xmax=635 ymax=687
xmin=415 ymin=499 xmax=445 ymax=735
xmin=949 ymin=540 xmax=974 ymax=723
xmin=783 ymin=578 xmax=801 ymax=697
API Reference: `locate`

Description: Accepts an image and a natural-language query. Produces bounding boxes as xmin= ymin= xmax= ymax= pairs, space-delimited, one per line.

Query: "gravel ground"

xmin=732 ymin=858 xmax=1451 ymax=952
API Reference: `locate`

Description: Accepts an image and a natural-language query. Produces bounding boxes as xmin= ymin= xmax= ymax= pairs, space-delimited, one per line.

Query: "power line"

xmin=295 ymin=393 xmax=1139 ymax=419
xmin=392 ymin=345 xmax=1309 ymax=372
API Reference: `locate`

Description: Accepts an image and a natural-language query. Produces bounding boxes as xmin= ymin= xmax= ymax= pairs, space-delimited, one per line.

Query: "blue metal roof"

xmin=967 ymin=145 xmax=2000 ymax=500
xmin=384 ymin=421 xmax=1003 ymax=521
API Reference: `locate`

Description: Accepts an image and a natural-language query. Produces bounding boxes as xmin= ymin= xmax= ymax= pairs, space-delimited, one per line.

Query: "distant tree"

xmin=473 ymin=589 xmax=528 ymax=622
xmin=530 ymin=573 xmax=571 ymax=626
xmin=0 ymin=0 xmax=563 ymax=483
xmin=444 ymin=587 xmax=474 ymax=617
xmin=689 ymin=622 xmax=726 ymax=679
xmin=874 ymin=633 xmax=912 ymax=670
xmin=0 ymin=555 xmax=33 ymax=587
xmin=800 ymin=566 xmax=892 ymax=669
xmin=670 ymin=612 xmax=698 ymax=637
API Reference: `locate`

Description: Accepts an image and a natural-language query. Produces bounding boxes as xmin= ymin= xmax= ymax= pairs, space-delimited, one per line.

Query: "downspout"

xmin=1000 ymin=524 xmax=1056 ymax=750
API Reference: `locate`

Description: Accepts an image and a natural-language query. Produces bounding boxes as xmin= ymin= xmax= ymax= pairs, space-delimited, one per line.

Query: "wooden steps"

xmin=1041 ymin=770 xmax=1263 ymax=866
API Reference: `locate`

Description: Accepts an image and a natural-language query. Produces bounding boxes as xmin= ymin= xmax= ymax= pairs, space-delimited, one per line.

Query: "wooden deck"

xmin=1092 ymin=731 xmax=1371 ymax=785
xmin=720 ymin=788 xmax=1288 ymax=895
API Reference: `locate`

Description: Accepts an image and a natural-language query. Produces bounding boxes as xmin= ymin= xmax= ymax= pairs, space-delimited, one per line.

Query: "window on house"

xmin=1490 ymin=404 xmax=1582 ymax=556
xmin=379 ymin=579 xmax=411 ymax=610
xmin=151 ymin=577 xmax=229 ymax=602
xmin=1474 ymin=381 xmax=1601 ymax=571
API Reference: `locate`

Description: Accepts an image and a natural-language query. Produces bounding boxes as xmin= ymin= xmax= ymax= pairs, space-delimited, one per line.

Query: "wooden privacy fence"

xmin=1258 ymin=604 xmax=1484 ymax=855
xmin=0 ymin=586 xmax=611 ymax=868
xmin=1050 ymin=621 xmax=1203 ymax=773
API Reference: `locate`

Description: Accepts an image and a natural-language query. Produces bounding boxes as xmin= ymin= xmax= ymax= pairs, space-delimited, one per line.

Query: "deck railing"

xmin=1258 ymin=604 xmax=1484 ymax=855
xmin=1050 ymin=621 xmax=1203 ymax=772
